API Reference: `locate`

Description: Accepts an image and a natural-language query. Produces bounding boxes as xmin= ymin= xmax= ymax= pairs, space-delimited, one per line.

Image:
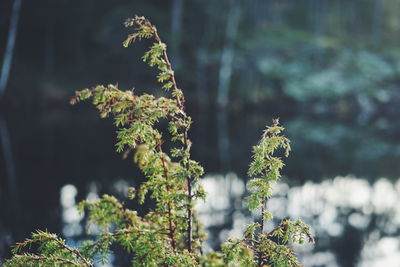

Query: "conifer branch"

xmin=145 ymin=17 xmax=194 ymax=251
xmin=10 ymin=254 xmax=80 ymax=266
xmin=85 ymin=228 xmax=170 ymax=253
xmin=7 ymin=231 xmax=93 ymax=267
xmin=49 ymin=236 xmax=93 ymax=267
xmin=6 ymin=16 xmax=313 ymax=267
xmin=156 ymin=136 xmax=177 ymax=250
xmin=124 ymin=16 xmax=198 ymax=252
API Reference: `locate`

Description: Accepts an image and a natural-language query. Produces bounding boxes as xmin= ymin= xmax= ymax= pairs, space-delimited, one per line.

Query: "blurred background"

xmin=1 ymin=0 xmax=400 ymax=266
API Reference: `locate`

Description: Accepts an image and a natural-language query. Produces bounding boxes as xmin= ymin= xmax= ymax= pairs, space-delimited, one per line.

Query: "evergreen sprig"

xmin=216 ymin=119 xmax=314 ymax=267
xmin=5 ymin=16 xmax=312 ymax=267
xmin=6 ymin=230 xmax=93 ymax=267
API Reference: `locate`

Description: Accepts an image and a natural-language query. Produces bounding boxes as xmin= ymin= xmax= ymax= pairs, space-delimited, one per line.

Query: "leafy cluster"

xmin=213 ymin=119 xmax=313 ymax=267
xmin=5 ymin=16 xmax=312 ymax=267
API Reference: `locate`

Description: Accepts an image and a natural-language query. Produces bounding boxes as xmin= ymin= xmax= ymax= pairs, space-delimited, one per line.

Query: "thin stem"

xmin=19 ymin=255 xmax=79 ymax=266
xmin=161 ymin=155 xmax=177 ymax=250
xmin=258 ymin=197 xmax=265 ymax=267
xmin=195 ymin=215 xmax=204 ymax=256
xmin=260 ymin=197 xmax=265 ymax=234
xmin=50 ymin=237 xmax=93 ymax=267
xmin=183 ymin=130 xmax=193 ymax=252
xmin=155 ymin=137 xmax=177 ymax=251
xmin=187 ymin=176 xmax=193 ymax=251
xmin=148 ymin=19 xmax=194 ymax=252
xmin=150 ymin=24 xmax=184 ymax=108
xmin=0 ymin=0 xmax=22 ymax=97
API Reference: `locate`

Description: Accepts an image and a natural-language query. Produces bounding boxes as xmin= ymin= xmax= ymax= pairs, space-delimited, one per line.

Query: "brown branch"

xmin=187 ymin=177 xmax=193 ymax=251
xmin=22 ymin=255 xmax=79 ymax=266
xmin=146 ymin=19 xmax=195 ymax=252
xmin=154 ymin=135 xmax=177 ymax=251
xmin=258 ymin=197 xmax=266 ymax=267
xmin=260 ymin=198 xmax=265 ymax=234
xmin=147 ymin=19 xmax=184 ymax=109
xmin=49 ymin=237 xmax=93 ymax=267
xmin=127 ymin=17 xmax=195 ymax=253
xmin=184 ymin=131 xmax=193 ymax=252
xmin=160 ymin=154 xmax=177 ymax=251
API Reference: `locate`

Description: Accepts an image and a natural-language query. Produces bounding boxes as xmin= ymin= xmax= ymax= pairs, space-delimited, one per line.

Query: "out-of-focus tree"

xmin=0 ymin=0 xmax=22 ymax=97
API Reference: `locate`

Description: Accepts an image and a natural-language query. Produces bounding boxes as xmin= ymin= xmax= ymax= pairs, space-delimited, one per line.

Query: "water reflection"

xmin=3 ymin=104 xmax=400 ymax=265
xmin=60 ymin=184 xmax=83 ymax=237
xmin=196 ymin=173 xmax=248 ymax=250
xmin=58 ymin=169 xmax=400 ymax=266
xmin=197 ymin=174 xmax=400 ymax=267
xmin=61 ymin=183 xmax=115 ymax=267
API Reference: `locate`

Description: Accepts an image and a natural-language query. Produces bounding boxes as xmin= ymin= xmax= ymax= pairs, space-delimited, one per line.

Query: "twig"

xmin=21 ymin=255 xmax=79 ymax=266
xmin=50 ymin=237 xmax=93 ymax=267
xmin=147 ymin=18 xmax=194 ymax=252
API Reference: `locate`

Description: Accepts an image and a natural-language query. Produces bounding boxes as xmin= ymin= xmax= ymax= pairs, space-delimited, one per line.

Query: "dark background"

xmin=1 ymin=0 xmax=400 ymax=266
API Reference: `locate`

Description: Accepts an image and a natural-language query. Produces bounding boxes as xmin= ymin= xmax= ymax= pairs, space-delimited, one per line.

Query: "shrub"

xmin=4 ymin=16 xmax=313 ymax=267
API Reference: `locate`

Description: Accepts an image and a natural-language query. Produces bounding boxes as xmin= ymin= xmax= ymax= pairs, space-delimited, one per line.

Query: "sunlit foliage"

xmin=5 ymin=16 xmax=312 ymax=267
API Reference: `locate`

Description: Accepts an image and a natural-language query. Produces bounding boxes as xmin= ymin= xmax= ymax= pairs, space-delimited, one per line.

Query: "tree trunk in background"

xmin=196 ymin=47 xmax=209 ymax=106
xmin=194 ymin=38 xmax=210 ymax=145
xmin=312 ymin=0 xmax=326 ymax=67
xmin=170 ymin=0 xmax=183 ymax=68
xmin=216 ymin=0 xmax=240 ymax=170
xmin=0 ymin=119 xmax=18 ymax=208
xmin=195 ymin=2 xmax=212 ymax=107
xmin=0 ymin=0 xmax=22 ymax=98
xmin=217 ymin=110 xmax=231 ymax=171
xmin=0 ymin=118 xmax=20 ymax=251
xmin=348 ymin=0 xmax=358 ymax=38
xmin=217 ymin=0 xmax=241 ymax=107
xmin=372 ymin=0 xmax=383 ymax=45
xmin=193 ymin=1 xmax=213 ymax=164
xmin=313 ymin=0 xmax=325 ymax=41
xmin=44 ymin=0 xmax=55 ymax=74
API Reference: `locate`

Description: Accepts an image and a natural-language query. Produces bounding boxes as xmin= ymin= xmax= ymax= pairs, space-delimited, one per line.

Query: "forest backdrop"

xmin=2 ymin=0 xmax=400 ymax=266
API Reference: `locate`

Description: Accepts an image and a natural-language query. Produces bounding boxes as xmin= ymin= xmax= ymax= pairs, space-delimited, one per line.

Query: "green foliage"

xmin=249 ymin=29 xmax=398 ymax=103
xmin=247 ymin=119 xmax=290 ymax=210
xmin=5 ymin=16 xmax=312 ymax=267
xmin=5 ymin=230 xmax=93 ymax=267
xmin=213 ymin=119 xmax=313 ymax=267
